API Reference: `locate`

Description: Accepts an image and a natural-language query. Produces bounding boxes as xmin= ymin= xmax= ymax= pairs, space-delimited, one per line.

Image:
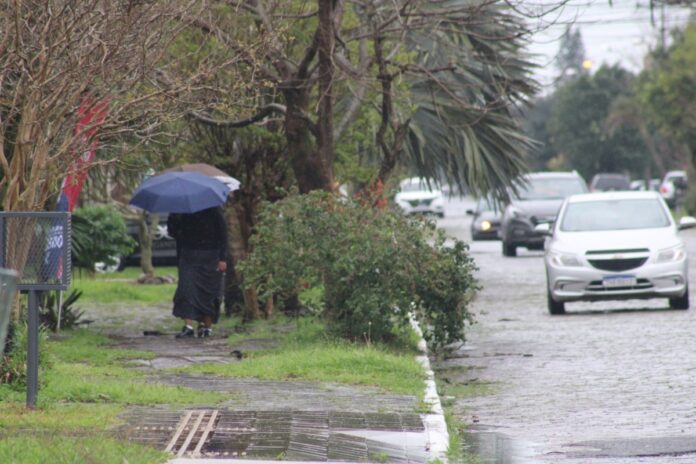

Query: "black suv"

xmin=122 ymin=214 xmax=178 ymax=268
xmin=499 ymin=172 xmax=588 ymax=257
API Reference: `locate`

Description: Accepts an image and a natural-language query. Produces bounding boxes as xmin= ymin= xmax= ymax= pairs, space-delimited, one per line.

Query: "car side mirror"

xmin=466 ymin=209 xmax=474 ymax=215
xmin=534 ymin=222 xmax=552 ymax=236
xmin=678 ymin=216 xmax=696 ymax=230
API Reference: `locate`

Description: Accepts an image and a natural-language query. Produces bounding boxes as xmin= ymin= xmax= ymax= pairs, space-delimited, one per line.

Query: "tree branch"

xmin=187 ymin=103 xmax=287 ymax=128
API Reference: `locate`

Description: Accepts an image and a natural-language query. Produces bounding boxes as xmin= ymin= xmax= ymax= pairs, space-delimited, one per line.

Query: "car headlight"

xmin=480 ymin=220 xmax=492 ymax=231
xmin=549 ymin=251 xmax=582 ymax=267
xmin=656 ymin=245 xmax=686 ymax=263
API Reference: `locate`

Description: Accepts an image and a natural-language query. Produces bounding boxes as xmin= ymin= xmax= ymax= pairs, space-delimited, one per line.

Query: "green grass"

xmin=72 ymin=268 xmax=176 ymax=304
xmin=179 ymin=316 xmax=426 ymax=397
xmin=0 ymin=327 xmax=220 ymax=464
xmin=0 ymin=329 xmax=226 ymax=406
xmin=0 ymin=436 xmax=169 ymax=464
xmin=444 ymin=409 xmax=482 ymax=464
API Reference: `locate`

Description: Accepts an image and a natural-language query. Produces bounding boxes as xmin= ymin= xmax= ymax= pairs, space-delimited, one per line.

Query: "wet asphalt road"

xmin=435 ymin=197 xmax=696 ymax=464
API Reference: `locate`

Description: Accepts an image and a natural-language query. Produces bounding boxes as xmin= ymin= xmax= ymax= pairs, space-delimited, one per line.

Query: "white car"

xmin=659 ymin=170 xmax=687 ymax=208
xmin=541 ymin=191 xmax=696 ymax=314
xmin=394 ymin=177 xmax=445 ymax=217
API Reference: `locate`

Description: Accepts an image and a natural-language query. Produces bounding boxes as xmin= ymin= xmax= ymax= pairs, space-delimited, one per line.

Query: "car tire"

xmin=669 ymin=287 xmax=689 ymax=310
xmin=547 ymin=290 xmax=565 ymax=315
xmin=502 ymin=241 xmax=517 ymax=257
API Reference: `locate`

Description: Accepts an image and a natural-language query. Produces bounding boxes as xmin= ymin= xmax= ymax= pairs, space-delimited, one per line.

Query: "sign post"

xmin=0 ymin=212 xmax=71 ymax=408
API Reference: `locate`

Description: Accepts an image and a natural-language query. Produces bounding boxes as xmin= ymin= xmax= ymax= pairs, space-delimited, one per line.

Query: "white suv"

xmin=659 ymin=170 xmax=687 ymax=208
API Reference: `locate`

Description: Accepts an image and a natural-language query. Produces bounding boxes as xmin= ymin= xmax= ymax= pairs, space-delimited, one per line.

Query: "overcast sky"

xmin=526 ymin=0 xmax=693 ymax=90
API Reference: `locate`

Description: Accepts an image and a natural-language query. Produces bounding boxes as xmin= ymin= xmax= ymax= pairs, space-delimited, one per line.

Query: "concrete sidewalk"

xmin=115 ymin=328 xmax=449 ymax=463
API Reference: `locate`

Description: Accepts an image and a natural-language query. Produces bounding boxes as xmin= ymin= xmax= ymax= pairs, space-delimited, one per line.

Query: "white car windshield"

xmin=561 ymin=199 xmax=671 ymax=232
xmin=515 ymin=178 xmax=586 ymax=201
xmin=400 ymin=180 xmax=436 ymax=192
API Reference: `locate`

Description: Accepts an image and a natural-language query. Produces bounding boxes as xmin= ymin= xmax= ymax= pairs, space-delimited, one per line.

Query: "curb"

xmin=411 ymin=318 xmax=450 ymax=462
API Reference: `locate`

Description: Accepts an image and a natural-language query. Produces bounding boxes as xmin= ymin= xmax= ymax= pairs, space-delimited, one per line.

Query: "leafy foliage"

xmin=638 ymin=24 xmax=696 ymax=156
xmin=403 ymin=2 xmax=537 ymax=201
xmin=39 ymin=290 xmax=85 ymax=331
xmin=71 ymin=205 xmax=135 ymax=273
xmin=241 ymin=192 xmax=477 ymax=350
xmin=548 ymin=65 xmax=650 ymax=180
xmin=0 ymin=323 xmax=50 ymax=389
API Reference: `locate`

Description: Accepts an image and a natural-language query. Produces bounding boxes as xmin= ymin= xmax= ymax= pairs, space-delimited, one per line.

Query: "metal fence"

xmin=0 ymin=212 xmax=71 ymax=408
xmin=0 ymin=212 xmax=71 ymax=291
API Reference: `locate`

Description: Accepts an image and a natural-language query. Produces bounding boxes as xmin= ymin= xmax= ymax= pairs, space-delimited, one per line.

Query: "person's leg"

xmin=176 ymin=318 xmax=195 ymax=338
xmin=200 ymin=315 xmax=213 ymax=337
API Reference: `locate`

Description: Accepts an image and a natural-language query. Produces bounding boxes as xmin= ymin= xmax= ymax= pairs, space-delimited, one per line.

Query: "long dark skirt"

xmin=173 ymin=248 xmax=222 ymax=323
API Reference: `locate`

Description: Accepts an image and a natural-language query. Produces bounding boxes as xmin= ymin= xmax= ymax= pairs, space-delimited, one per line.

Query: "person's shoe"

xmin=200 ymin=328 xmax=213 ymax=338
xmin=175 ymin=325 xmax=195 ymax=338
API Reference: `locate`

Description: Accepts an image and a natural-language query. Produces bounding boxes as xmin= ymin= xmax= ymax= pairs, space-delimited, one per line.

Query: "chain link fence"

xmin=0 ymin=212 xmax=71 ymax=291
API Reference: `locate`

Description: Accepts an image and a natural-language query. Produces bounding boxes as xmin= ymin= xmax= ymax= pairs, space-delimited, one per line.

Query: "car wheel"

xmin=547 ymin=290 xmax=565 ymax=315
xmin=502 ymin=241 xmax=517 ymax=257
xmin=669 ymin=286 xmax=689 ymax=310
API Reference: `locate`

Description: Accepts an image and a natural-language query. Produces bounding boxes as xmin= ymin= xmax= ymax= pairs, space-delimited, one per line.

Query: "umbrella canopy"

xmin=164 ymin=163 xmax=241 ymax=192
xmin=129 ymin=171 xmax=231 ymax=213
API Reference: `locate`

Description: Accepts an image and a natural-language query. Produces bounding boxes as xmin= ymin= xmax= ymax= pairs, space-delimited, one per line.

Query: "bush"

xmin=71 ymin=205 xmax=135 ymax=273
xmin=241 ymin=192 xmax=478 ymax=350
xmin=0 ymin=323 xmax=50 ymax=389
xmin=40 ymin=289 xmax=85 ymax=331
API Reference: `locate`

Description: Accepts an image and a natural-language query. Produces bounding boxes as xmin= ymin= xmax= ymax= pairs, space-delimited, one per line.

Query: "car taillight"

xmin=660 ymin=186 xmax=668 ymax=193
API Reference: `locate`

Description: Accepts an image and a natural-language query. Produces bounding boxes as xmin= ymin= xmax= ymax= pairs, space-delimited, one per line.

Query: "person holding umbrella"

xmin=167 ymin=206 xmax=227 ymax=338
xmin=130 ymin=170 xmax=238 ymax=338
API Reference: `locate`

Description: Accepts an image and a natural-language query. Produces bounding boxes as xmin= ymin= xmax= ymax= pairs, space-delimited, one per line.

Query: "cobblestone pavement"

xmin=435 ymin=199 xmax=696 ymax=463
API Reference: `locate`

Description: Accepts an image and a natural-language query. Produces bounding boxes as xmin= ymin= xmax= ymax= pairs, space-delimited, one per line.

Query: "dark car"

xmin=589 ymin=173 xmax=631 ymax=192
xmin=122 ymin=214 xmax=178 ymax=268
xmin=467 ymin=197 xmax=502 ymax=240
xmin=499 ymin=172 xmax=588 ymax=257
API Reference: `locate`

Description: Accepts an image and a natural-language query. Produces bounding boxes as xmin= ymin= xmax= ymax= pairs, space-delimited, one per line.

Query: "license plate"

xmin=602 ymin=275 xmax=637 ymax=288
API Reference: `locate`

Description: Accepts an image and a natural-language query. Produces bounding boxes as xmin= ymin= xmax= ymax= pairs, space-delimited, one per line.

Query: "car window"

xmin=515 ymin=178 xmax=586 ymax=201
xmin=591 ymin=176 xmax=630 ymax=191
xmin=400 ymin=179 xmax=435 ymax=192
xmin=477 ymin=197 xmax=500 ymax=213
xmin=560 ymin=199 xmax=671 ymax=232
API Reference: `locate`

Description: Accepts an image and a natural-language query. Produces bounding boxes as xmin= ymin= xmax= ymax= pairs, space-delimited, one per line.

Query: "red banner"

xmin=59 ymin=98 xmax=109 ymax=212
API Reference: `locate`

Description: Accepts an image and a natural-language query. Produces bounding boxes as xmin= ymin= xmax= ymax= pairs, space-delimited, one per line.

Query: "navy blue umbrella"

xmin=129 ymin=171 xmax=231 ymax=213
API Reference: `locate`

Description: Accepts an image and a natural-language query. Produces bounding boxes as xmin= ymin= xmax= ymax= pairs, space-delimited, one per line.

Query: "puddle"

xmin=462 ymin=427 xmax=540 ymax=464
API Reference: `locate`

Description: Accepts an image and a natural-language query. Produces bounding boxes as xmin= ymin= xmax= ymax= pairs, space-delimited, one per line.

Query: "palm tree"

xmin=382 ymin=1 xmax=538 ymax=201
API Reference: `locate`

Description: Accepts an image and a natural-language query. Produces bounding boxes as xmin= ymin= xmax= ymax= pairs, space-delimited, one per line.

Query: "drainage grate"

xmin=125 ymin=409 xmax=428 ymax=461
xmin=165 ymin=409 xmax=220 ymax=458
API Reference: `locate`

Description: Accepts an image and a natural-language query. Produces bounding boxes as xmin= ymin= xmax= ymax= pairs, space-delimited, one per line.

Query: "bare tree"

xmin=0 ymin=0 xmax=264 ymax=212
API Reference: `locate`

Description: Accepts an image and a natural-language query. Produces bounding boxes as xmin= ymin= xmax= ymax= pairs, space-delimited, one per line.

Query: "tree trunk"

xmin=283 ymin=84 xmax=333 ymax=193
xmin=224 ymin=203 xmax=248 ymax=317
xmin=317 ymin=0 xmax=335 ymax=185
xmin=138 ymin=212 xmax=157 ymax=279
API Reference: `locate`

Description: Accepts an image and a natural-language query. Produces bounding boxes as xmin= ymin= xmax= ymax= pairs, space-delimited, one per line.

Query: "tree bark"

xmin=138 ymin=212 xmax=157 ymax=279
xmin=282 ymin=83 xmax=333 ymax=193
xmin=317 ymin=0 xmax=336 ymax=184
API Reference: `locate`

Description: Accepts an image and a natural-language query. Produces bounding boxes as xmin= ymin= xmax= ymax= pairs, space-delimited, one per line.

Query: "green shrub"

xmin=241 ymin=192 xmax=477 ymax=350
xmin=71 ymin=205 xmax=135 ymax=273
xmin=0 ymin=323 xmax=50 ymax=388
xmin=40 ymin=289 xmax=85 ymax=331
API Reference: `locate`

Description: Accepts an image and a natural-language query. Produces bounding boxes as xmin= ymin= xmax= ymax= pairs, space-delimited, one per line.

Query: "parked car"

xmin=467 ymin=196 xmax=502 ymax=240
xmin=540 ymin=190 xmax=696 ymax=314
xmin=659 ymin=170 xmax=688 ymax=208
xmin=589 ymin=173 xmax=631 ymax=192
xmin=394 ymin=177 xmax=445 ymax=217
xmin=499 ymin=171 xmax=588 ymax=257
xmin=121 ymin=214 xmax=178 ymax=268
xmin=630 ymin=178 xmax=660 ymax=191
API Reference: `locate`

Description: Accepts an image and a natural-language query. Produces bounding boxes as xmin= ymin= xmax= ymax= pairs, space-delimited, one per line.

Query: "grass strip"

xmin=72 ymin=266 xmax=177 ymax=304
xmin=0 ymin=435 xmax=169 ymax=464
xmin=180 ymin=316 xmax=426 ymax=397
